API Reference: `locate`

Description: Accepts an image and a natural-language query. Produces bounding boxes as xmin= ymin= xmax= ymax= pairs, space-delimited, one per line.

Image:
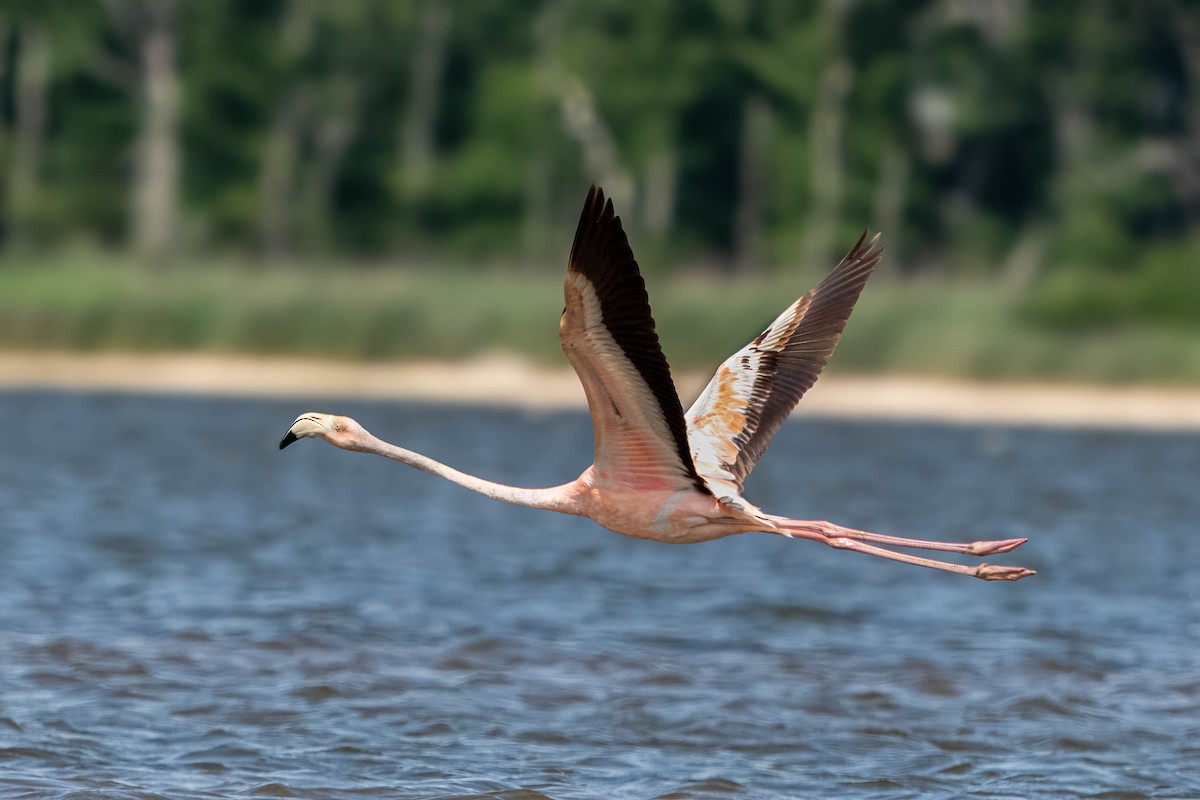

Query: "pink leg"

xmin=773 ymin=517 xmax=1026 ymax=557
xmin=773 ymin=520 xmax=1036 ymax=582
xmin=823 ymin=535 xmax=1036 ymax=581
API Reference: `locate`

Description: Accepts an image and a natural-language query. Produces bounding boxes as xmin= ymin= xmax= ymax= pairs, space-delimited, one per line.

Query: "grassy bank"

xmin=3 ymin=254 xmax=1200 ymax=384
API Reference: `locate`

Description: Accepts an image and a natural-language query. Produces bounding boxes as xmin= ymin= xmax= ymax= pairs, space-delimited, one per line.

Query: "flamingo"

xmin=280 ymin=186 xmax=1034 ymax=581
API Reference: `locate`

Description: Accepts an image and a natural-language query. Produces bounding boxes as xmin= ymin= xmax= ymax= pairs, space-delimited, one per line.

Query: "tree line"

xmin=0 ymin=1 xmax=1197 ymax=300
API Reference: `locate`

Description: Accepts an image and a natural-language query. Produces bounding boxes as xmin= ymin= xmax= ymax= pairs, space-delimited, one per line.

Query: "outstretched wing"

xmin=560 ymin=186 xmax=709 ymax=494
xmin=686 ymin=232 xmax=883 ymax=497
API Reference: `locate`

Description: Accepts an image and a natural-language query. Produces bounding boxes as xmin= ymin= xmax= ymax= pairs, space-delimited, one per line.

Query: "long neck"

xmin=356 ymin=432 xmax=579 ymax=514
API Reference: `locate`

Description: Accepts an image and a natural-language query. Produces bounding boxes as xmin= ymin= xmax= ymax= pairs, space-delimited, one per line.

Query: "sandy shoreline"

xmin=2 ymin=350 xmax=1200 ymax=430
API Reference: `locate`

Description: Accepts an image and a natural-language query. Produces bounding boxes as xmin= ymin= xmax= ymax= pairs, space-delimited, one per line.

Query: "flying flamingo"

xmin=280 ymin=186 xmax=1034 ymax=581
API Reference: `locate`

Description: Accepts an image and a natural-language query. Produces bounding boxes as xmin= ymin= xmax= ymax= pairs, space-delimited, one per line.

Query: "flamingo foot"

xmin=975 ymin=563 xmax=1037 ymax=581
xmin=966 ymin=537 xmax=1027 ymax=556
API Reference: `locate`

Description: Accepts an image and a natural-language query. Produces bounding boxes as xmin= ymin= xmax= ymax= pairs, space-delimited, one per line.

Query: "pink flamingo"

xmin=280 ymin=186 xmax=1034 ymax=581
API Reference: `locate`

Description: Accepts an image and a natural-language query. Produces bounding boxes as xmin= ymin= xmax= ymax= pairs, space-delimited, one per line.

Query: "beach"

xmin=2 ymin=350 xmax=1199 ymax=430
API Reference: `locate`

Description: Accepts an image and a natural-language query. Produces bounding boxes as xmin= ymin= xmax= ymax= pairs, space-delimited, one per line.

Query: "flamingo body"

xmin=569 ymin=467 xmax=757 ymax=544
xmin=281 ymin=186 xmax=1034 ymax=581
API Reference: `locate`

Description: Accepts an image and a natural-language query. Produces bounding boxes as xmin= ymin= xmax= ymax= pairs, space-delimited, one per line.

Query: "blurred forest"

xmin=0 ymin=0 xmax=1199 ymax=377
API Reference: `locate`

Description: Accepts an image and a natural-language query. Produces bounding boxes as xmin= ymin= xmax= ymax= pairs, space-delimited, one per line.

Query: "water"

xmin=1 ymin=390 xmax=1197 ymax=799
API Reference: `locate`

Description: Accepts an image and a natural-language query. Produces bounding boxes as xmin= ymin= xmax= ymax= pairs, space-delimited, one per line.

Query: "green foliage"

xmin=0 ymin=1 xmax=1187 ymax=263
xmin=0 ymin=254 xmax=562 ymax=360
xmin=1024 ymin=235 xmax=1200 ymax=330
xmin=5 ymin=255 xmax=1200 ymax=384
xmin=0 ymin=1 xmax=1198 ymax=380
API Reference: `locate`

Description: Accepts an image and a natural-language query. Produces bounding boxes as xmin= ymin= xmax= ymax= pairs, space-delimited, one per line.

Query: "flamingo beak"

xmin=279 ymin=414 xmax=326 ymax=450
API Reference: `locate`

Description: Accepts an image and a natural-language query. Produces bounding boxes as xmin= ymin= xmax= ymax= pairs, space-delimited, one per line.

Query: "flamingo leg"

xmin=773 ymin=518 xmax=1026 ymax=557
xmin=823 ymin=536 xmax=1035 ymax=581
xmin=772 ymin=520 xmax=1036 ymax=581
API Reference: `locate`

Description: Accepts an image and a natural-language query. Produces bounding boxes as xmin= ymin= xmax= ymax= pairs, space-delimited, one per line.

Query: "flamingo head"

xmin=279 ymin=413 xmax=369 ymax=451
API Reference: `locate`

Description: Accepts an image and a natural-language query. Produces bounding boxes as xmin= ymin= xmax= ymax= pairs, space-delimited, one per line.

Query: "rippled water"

xmin=1 ymin=390 xmax=1198 ymax=798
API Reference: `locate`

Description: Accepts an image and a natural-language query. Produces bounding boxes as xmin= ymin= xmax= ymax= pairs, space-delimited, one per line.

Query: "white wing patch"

xmin=686 ymin=298 xmax=807 ymax=497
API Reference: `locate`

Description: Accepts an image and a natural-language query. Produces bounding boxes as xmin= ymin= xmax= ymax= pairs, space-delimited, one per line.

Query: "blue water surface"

xmin=1 ymin=390 xmax=1197 ymax=798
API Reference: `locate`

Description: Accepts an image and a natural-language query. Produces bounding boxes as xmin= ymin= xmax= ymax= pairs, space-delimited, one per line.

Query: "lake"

xmin=1 ymin=390 xmax=1198 ymax=798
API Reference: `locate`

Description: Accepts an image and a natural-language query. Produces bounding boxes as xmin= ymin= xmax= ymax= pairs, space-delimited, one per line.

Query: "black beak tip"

xmin=279 ymin=431 xmax=299 ymax=450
